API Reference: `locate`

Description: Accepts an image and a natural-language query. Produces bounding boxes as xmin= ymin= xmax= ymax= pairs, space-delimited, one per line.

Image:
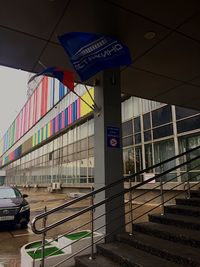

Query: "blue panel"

xmin=58 ymin=113 xmax=62 ymax=130
xmin=65 ymin=108 xmax=68 ymax=126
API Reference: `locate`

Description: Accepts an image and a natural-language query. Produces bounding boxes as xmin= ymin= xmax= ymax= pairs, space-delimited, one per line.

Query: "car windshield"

xmin=0 ymin=188 xmax=22 ymax=199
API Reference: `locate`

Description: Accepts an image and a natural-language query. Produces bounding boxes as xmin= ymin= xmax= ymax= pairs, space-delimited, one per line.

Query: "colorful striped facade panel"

xmin=0 ymin=86 xmax=94 ymax=166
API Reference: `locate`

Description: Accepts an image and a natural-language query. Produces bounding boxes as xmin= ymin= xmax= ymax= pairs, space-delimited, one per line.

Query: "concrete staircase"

xmin=75 ymin=191 xmax=200 ymax=267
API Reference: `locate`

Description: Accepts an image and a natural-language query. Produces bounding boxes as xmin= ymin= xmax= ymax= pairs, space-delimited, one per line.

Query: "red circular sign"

xmin=110 ymin=138 xmax=118 ymax=147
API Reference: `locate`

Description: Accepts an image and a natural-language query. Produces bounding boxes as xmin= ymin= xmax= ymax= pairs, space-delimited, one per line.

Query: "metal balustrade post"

xmin=160 ymin=166 xmax=165 ymax=215
xmin=187 ymin=174 xmax=191 ymax=199
xmin=41 ymin=206 xmax=47 ymax=267
xmin=89 ymin=187 xmax=95 ymax=260
xmin=129 ymin=178 xmax=133 ymax=235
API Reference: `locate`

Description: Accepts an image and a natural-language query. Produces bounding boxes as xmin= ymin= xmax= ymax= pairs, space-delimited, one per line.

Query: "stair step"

xmin=97 ymin=242 xmax=180 ymax=267
xmin=133 ymin=222 xmax=200 ymax=248
xmin=190 ymin=191 xmax=200 ymax=198
xmin=75 ymin=254 xmax=121 ymax=267
xmin=149 ymin=213 xmax=200 ymax=230
xmin=165 ymin=204 xmax=200 ymax=217
xmin=117 ymin=232 xmax=200 ymax=266
xmin=176 ymin=198 xmax=200 ymax=207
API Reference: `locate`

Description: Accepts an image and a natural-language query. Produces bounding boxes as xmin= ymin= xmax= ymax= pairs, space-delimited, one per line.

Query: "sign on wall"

xmin=107 ymin=126 xmax=120 ymax=148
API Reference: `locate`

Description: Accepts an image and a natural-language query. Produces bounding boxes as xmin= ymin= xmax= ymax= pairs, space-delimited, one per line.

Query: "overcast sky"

xmin=0 ymin=66 xmax=28 ymax=138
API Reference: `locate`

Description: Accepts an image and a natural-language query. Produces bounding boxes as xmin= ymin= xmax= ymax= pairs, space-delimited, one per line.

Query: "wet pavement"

xmin=0 ymin=189 xmax=161 ymax=266
xmin=0 ymin=189 xmax=91 ymax=267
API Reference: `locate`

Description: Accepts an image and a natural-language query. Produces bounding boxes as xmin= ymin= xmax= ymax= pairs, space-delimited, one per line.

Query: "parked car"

xmin=0 ymin=186 xmax=30 ymax=228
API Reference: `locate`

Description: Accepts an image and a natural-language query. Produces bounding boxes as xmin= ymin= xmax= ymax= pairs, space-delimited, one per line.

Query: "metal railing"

xmin=31 ymin=145 xmax=200 ymax=267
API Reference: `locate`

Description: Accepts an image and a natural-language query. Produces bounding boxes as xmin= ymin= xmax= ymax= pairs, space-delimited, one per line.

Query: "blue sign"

xmin=107 ymin=127 xmax=120 ymax=148
xmin=58 ymin=32 xmax=132 ymax=81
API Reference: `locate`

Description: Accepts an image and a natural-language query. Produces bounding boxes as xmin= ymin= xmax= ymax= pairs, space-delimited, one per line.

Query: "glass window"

xmin=68 ymin=129 xmax=74 ymax=144
xmin=77 ymin=125 xmax=81 ymax=141
xmin=88 ymin=119 xmax=94 ymax=136
xmin=63 ymin=146 xmax=68 ymax=157
xmin=81 ymin=138 xmax=87 ymax=151
xmin=179 ymin=135 xmax=200 ymax=181
xmin=122 ymin=136 xmax=133 ymax=147
xmin=133 ymin=97 xmax=140 ymax=117
xmin=152 ymin=105 xmax=172 ymax=127
xmin=123 ymin=97 xmax=133 ymax=121
xmin=123 ymin=148 xmax=135 ymax=175
xmin=135 ymin=134 xmax=141 ymax=144
xmin=80 ymin=151 xmax=87 ymax=159
xmin=176 ymin=106 xmax=199 ymax=120
xmin=88 ymin=136 xmax=94 ymax=149
xmin=76 ymin=141 xmax=81 ymax=152
xmin=88 ymin=157 xmax=94 ymax=182
xmin=135 ymin=146 xmax=143 ymax=182
xmin=154 ymin=139 xmax=176 ymax=181
xmin=134 ymin=117 xmax=141 ymax=133
xmin=142 ymin=99 xmax=151 ymax=114
xmin=53 ymin=138 xmax=58 ymax=150
xmin=80 ymin=159 xmax=87 ymax=178
xmin=177 ymin=115 xmax=200 ymax=133
xmin=153 ymin=124 xmax=173 ymax=139
xmin=145 ymin=144 xmax=153 ymax=172
xmin=144 ymin=130 xmax=152 ymax=142
xmin=89 ymin=148 xmax=94 ymax=156
xmin=80 ymin=122 xmax=88 ymax=139
xmin=143 ymin=113 xmax=151 ymax=130
xmin=68 ymin=144 xmax=73 ymax=155
xmin=63 ymin=133 xmax=68 ymax=146
xmin=122 ymin=120 xmax=133 ymax=136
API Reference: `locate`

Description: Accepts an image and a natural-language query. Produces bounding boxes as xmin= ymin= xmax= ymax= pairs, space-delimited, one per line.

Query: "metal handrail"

xmin=32 ymin=161 xmax=200 ymax=261
xmin=31 ymin=145 xmax=200 ymax=267
xmin=51 ymin=174 xmax=200 ymax=267
xmin=31 ymin=147 xmax=200 ymax=234
xmin=32 ymin=145 xmax=200 ymax=227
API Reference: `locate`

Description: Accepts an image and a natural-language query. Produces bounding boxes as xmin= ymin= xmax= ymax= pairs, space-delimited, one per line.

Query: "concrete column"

xmin=94 ymin=68 xmax=125 ymax=241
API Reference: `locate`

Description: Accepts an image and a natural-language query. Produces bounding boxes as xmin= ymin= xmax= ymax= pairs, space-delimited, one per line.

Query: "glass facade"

xmin=3 ymin=95 xmax=200 ymax=186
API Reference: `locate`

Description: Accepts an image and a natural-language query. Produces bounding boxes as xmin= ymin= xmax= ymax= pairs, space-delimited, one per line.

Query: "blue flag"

xmin=58 ymin=32 xmax=132 ymax=81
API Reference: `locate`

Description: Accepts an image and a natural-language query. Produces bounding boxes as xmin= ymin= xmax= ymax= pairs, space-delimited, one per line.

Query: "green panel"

xmin=25 ymin=240 xmax=51 ymax=250
xmin=27 ymin=247 xmax=64 ymax=259
xmin=65 ymin=231 xmax=91 ymax=240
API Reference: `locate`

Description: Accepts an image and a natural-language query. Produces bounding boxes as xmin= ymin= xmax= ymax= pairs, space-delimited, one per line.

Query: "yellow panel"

xmin=32 ymin=135 xmax=35 ymax=147
xmin=80 ymin=87 xmax=94 ymax=117
xmin=43 ymin=126 xmax=46 ymax=140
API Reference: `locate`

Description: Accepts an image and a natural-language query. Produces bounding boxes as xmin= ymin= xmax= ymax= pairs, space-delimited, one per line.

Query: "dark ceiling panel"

xmin=51 ymin=0 xmax=116 ymax=43
xmin=35 ymin=43 xmax=80 ymax=81
xmin=155 ymin=84 xmax=200 ymax=109
xmin=52 ymin=0 xmax=170 ymax=61
xmin=0 ymin=27 xmax=46 ymax=72
xmin=178 ymin=14 xmax=200 ymax=42
xmin=190 ymin=76 xmax=200 ymax=86
xmin=121 ymin=67 xmax=181 ymax=100
xmin=134 ymin=32 xmax=200 ymax=82
xmin=0 ymin=0 xmax=200 ymax=110
xmin=0 ymin=0 xmax=69 ymax=39
xmin=109 ymin=0 xmax=200 ymax=29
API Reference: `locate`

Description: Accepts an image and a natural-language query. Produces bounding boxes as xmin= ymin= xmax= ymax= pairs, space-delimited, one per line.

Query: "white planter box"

xmin=21 ymin=240 xmax=68 ymax=267
xmin=58 ymin=230 xmax=104 ymax=258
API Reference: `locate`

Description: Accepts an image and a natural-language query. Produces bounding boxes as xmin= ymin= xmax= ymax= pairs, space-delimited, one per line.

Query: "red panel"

xmin=41 ymin=78 xmax=45 ymax=117
xmin=44 ymin=77 xmax=48 ymax=114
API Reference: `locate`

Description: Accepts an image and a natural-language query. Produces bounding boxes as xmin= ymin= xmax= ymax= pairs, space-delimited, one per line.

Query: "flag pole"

xmin=83 ymin=84 xmax=100 ymax=112
xmin=36 ymin=61 xmax=95 ymax=111
xmin=73 ymin=91 xmax=95 ymax=111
